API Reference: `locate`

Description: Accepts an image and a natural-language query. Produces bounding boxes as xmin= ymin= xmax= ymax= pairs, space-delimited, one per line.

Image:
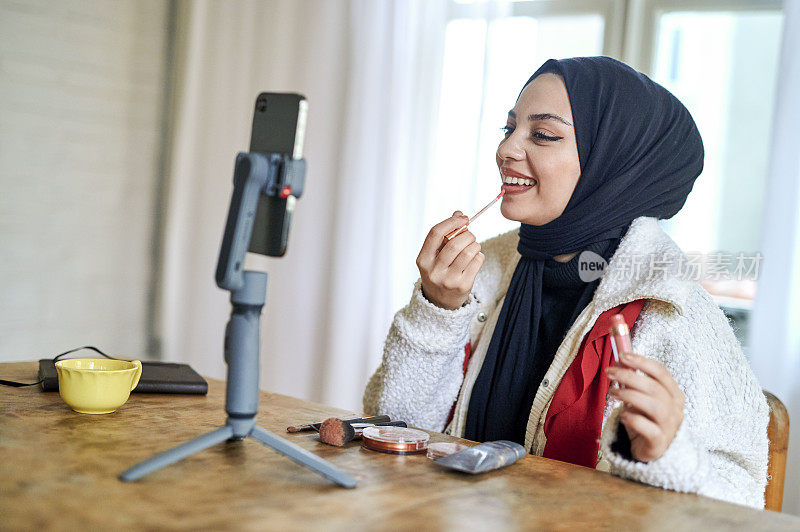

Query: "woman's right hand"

xmin=416 ymin=211 xmax=485 ymax=310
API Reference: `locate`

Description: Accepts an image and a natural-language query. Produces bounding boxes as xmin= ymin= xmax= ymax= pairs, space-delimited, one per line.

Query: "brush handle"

xmin=376 ymin=420 xmax=408 ymax=428
xmin=287 ymin=414 xmax=391 ymax=433
xmin=348 ymin=421 xmax=408 ymax=436
xmin=351 ymin=420 xmax=408 ymax=435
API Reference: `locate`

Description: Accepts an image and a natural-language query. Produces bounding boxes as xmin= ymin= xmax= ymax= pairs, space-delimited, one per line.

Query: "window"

xmin=653 ymin=10 xmax=783 ymax=255
xmin=644 ymin=3 xmax=783 ymax=351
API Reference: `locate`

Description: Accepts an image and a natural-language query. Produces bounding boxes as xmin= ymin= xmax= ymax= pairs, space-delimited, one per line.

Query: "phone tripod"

xmin=119 ymin=151 xmax=355 ymax=488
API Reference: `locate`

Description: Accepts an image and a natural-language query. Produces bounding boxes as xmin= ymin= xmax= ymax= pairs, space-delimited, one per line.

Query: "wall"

xmin=0 ymin=0 xmax=169 ymax=361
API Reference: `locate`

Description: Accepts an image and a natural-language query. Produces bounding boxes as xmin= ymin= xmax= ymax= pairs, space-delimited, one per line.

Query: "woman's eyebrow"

xmin=508 ymin=110 xmax=572 ymax=127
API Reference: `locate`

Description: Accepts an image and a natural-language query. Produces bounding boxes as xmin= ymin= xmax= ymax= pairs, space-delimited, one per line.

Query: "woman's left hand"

xmin=606 ymin=352 xmax=685 ymax=462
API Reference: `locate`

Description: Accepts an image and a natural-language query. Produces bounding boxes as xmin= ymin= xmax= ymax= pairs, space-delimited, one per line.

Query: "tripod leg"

xmin=250 ymin=425 xmax=356 ymax=488
xmin=119 ymin=425 xmax=235 ymax=482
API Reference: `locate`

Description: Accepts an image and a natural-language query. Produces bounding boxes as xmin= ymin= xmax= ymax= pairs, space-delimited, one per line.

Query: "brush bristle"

xmin=319 ymin=417 xmax=356 ymax=446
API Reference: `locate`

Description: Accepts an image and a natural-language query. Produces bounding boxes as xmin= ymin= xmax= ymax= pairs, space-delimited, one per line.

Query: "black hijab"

xmin=464 ymin=56 xmax=704 ymax=443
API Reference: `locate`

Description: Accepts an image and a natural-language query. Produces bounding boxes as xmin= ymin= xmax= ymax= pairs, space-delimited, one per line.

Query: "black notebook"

xmin=38 ymin=359 xmax=208 ymax=395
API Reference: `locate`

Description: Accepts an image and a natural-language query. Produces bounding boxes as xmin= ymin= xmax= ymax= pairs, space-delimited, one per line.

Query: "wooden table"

xmin=1 ymin=362 xmax=798 ymax=531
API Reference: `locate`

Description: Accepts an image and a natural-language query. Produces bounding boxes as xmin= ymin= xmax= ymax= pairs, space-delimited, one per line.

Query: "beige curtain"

xmin=750 ymin=0 xmax=800 ymax=515
xmin=157 ymin=0 xmax=448 ymax=410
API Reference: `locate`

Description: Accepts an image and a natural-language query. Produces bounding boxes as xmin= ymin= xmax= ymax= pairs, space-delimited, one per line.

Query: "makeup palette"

xmin=361 ymin=426 xmax=430 ymax=455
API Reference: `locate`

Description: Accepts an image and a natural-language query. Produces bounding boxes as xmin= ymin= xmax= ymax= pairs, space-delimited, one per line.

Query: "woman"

xmin=362 ymin=57 xmax=768 ymax=509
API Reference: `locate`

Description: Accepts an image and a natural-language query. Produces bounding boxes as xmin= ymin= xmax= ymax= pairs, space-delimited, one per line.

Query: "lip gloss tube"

xmin=609 ymin=314 xmax=632 ymax=390
xmin=609 ymin=314 xmax=632 ymax=364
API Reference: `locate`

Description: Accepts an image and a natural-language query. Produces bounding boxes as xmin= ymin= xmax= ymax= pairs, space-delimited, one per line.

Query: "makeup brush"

xmin=286 ymin=414 xmax=390 ymax=433
xmin=318 ymin=418 xmax=408 ymax=447
xmin=444 ymin=190 xmax=506 ymax=241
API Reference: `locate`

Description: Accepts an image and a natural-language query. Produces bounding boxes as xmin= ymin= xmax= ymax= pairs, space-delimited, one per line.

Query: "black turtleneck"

xmin=517 ymin=255 xmax=590 ymax=430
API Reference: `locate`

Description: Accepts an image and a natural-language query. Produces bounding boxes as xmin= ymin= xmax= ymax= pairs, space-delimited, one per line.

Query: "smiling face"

xmin=496 ymin=73 xmax=581 ymax=226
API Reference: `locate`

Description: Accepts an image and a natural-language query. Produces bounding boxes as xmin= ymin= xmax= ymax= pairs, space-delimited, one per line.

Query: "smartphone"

xmin=247 ymin=92 xmax=308 ymax=257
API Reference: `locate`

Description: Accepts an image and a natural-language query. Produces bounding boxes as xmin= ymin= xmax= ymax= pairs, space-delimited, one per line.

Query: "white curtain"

xmin=749 ymin=0 xmax=800 ymax=515
xmin=157 ymin=0 xmax=448 ymax=411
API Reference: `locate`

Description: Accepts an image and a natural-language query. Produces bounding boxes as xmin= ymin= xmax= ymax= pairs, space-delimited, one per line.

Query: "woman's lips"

xmin=499 ymin=168 xmax=536 ymax=195
xmin=501 ymin=182 xmax=535 ymax=195
xmin=500 ymin=168 xmax=533 ymax=179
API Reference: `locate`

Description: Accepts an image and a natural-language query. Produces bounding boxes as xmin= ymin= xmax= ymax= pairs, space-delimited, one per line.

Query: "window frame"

xmin=624 ymin=0 xmax=783 ymax=73
xmin=445 ymin=0 xmax=783 ymax=76
xmin=447 ymin=0 xmax=627 ymax=58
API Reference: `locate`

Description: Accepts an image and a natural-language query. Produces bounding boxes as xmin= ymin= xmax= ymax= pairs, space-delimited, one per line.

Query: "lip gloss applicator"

xmin=444 ymin=190 xmax=506 ymax=241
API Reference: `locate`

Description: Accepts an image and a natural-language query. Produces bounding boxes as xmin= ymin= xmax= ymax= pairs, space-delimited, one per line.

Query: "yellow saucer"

xmin=55 ymin=358 xmax=142 ymax=414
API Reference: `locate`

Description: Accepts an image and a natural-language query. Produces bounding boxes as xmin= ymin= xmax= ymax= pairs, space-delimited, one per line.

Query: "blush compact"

xmin=361 ymin=426 xmax=430 ymax=455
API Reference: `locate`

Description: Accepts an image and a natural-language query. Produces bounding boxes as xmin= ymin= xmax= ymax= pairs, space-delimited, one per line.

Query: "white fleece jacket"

xmin=363 ymin=216 xmax=769 ymax=509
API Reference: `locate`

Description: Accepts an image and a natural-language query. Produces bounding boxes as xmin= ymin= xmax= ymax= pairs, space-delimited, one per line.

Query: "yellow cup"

xmin=55 ymin=358 xmax=142 ymax=414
